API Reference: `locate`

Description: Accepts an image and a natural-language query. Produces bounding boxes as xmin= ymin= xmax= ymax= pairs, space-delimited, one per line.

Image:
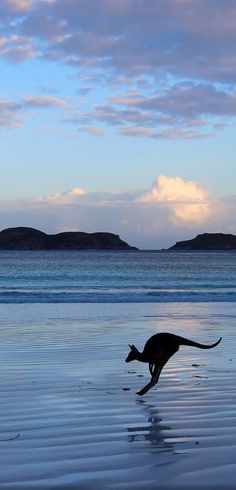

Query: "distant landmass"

xmin=169 ymin=233 xmax=236 ymax=250
xmin=0 ymin=227 xmax=138 ymax=250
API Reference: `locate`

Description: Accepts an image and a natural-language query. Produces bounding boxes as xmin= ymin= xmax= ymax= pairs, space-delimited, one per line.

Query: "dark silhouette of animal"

xmin=125 ymin=332 xmax=222 ymax=396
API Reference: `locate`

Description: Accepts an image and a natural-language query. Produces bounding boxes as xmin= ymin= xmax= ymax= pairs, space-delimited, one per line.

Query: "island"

xmin=169 ymin=233 xmax=236 ymax=250
xmin=0 ymin=227 xmax=138 ymax=250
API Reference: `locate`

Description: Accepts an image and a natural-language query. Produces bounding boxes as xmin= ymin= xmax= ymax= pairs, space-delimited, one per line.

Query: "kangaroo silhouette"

xmin=125 ymin=332 xmax=222 ymax=396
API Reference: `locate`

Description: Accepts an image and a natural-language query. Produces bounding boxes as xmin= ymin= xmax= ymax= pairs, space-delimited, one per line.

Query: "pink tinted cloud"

xmin=1 ymin=1 xmax=236 ymax=138
xmin=0 ymin=0 xmax=234 ymax=83
xmin=0 ymin=35 xmax=36 ymax=63
xmin=0 ymin=99 xmax=23 ymax=128
xmin=78 ymin=125 xmax=107 ymax=136
xmin=23 ymin=94 xmax=72 ymax=110
xmin=11 ymin=0 xmax=236 ymax=83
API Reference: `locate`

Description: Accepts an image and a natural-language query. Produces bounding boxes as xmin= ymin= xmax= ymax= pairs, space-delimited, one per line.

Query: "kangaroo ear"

xmin=129 ymin=344 xmax=137 ymax=352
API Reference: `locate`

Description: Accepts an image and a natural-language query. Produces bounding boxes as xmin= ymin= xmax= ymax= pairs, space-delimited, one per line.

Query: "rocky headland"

xmin=0 ymin=227 xmax=138 ymax=250
xmin=169 ymin=233 xmax=236 ymax=250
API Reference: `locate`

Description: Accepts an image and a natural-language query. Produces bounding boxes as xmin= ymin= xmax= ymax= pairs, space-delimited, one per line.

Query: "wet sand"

xmin=0 ymin=303 xmax=235 ymax=489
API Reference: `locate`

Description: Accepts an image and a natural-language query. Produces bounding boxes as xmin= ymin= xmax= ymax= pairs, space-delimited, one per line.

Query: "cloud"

xmin=119 ymin=126 xmax=211 ymax=140
xmin=78 ymin=125 xmax=107 ymax=136
xmin=23 ymin=94 xmax=72 ymax=110
xmin=42 ymin=187 xmax=87 ymax=204
xmin=41 ymin=187 xmax=139 ymax=204
xmin=0 ymin=92 xmax=73 ymax=131
xmin=1 ymin=175 xmax=235 ymax=249
xmin=107 ymin=84 xmax=236 ymax=137
xmin=134 ymin=84 xmax=236 ymax=118
xmin=139 ymin=175 xmax=210 ymax=223
xmin=119 ymin=127 xmax=157 ymax=138
xmin=9 ymin=0 xmax=235 ymax=83
xmin=140 ymin=175 xmax=207 ymax=202
xmin=0 ymin=99 xmax=23 ymax=128
xmin=0 ymin=0 xmax=34 ymax=15
xmin=6 ymin=0 xmax=34 ymax=13
xmin=0 ymin=35 xmax=35 ymax=63
xmin=77 ymin=86 xmax=94 ymax=95
xmin=63 ymin=82 xmax=235 ymax=139
xmin=1 ymin=1 xmax=236 ymax=137
xmin=2 ymin=1 xmax=236 ymax=85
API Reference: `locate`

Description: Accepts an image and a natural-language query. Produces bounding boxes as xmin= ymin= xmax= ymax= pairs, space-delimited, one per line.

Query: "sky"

xmin=0 ymin=0 xmax=236 ymax=249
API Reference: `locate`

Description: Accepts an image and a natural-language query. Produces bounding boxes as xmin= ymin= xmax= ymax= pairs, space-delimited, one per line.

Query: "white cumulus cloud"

xmin=43 ymin=187 xmax=87 ymax=204
xmin=139 ymin=175 xmax=210 ymax=223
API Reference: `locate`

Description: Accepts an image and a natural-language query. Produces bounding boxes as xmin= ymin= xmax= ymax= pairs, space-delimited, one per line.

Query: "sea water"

xmin=0 ymin=250 xmax=236 ymax=304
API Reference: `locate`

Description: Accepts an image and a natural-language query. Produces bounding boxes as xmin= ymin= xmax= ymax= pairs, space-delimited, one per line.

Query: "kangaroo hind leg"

xmin=137 ymin=357 xmax=168 ymax=396
xmin=137 ymin=347 xmax=178 ymax=396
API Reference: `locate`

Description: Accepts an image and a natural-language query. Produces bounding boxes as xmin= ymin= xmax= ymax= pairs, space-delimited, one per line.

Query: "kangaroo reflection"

xmin=127 ymin=400 xmax=173 ymax=451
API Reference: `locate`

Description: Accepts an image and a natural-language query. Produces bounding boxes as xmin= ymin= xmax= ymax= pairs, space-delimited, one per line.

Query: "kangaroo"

xmin=125 ymin=332 xmax=222 ymax=396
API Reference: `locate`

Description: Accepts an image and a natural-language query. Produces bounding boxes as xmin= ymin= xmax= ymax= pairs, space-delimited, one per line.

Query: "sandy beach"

xmin=0 ymin=302 xmax=234 ymax=489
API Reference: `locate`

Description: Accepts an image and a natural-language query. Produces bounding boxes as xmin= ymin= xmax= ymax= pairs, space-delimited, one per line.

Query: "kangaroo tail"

xmin=175 ymin=335 xmax=222 ymax=349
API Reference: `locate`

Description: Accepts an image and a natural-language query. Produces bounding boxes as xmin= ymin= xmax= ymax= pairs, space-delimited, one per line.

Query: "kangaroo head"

xmin=125 ymin=344 xmax=139 ymax=362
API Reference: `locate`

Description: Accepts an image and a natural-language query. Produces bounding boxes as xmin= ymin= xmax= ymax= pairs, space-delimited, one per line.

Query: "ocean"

xmin=0 ymin=249 xmax=236 ymax=304
xmin=0 ymin=250 xmax=235 ymax=488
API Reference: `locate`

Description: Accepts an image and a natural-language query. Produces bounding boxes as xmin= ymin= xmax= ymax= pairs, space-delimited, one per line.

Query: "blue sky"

xmin=0 ymin=0 xmax=236 ymax=248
